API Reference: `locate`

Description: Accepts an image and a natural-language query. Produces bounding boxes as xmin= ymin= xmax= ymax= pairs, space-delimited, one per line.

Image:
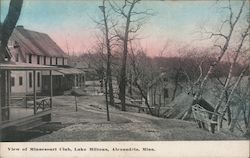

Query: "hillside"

xmin=30 ymin=95 xmax=243 ymax=141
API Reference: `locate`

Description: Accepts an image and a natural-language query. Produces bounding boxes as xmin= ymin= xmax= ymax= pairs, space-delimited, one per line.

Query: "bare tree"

xmin=214 ymin=24 xmax=250 ymax=114
xmin=228 ymin=68 xmax=250 ymax=133
xmin=182 ymin=0 xmax=248 ymax=119
xmin=241 ymin=77 xmax=250 ymax=137
xmin=99 ymin=0 xmax=115 ymax=116
xmin=109 ymin=0 xmax=152 ymax=111
xmin=0 ymin=0 xmax=23 ymax=140
xmin=0 ymin=0 xmax=23 ymax=61
xmin=129 ymin=43 xmax=155 ymax=115
xmin=211 ymin=1 xmax=249 ymax=129
xmin=0 ymin=0 xmax=24 ymax=87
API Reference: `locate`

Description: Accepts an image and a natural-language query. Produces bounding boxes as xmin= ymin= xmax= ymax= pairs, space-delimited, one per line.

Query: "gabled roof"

xmin=9 ymin=26 xmax=67 ymax=58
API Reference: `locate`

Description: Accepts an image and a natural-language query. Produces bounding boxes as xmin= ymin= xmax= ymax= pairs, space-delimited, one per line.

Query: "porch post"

xmin=0 ymin=71 xmax=1 ymax=141
xmin=74 ymin=74 xmax=76 ymax=87
xmin=78 ymin=74 xmax=80 ymax=87
xmin=7 ymin=70 xmax=11 ymax=119
xmin=0 ymin=70 xmax=8 ymax=121
xmin=50 ymin=70 xmax=53 ymax=108
xmin=33 ymin=70 xmax=36 ymax=114
xmin=0 ymin=70 xmax=3 ymax=123
xmin=77 ymin=75 xmax=79 ymax=87
xmin=80 ymin=75 xmax=81 ymax=87
xmin=83 ymin=73 xmax=85 ymax=86
xmin=79 ymin=74 xmax=82 ymax=87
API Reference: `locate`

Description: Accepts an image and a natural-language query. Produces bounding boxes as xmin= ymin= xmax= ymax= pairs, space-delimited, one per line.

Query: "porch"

xmin=0 ymin=62 xmax=56 ymax=132
xmin=42 ymin=67 xmax=85 ymax=95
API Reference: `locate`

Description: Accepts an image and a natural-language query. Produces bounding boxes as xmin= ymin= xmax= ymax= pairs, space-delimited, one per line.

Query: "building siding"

xmin=10 ymin=71 xmax=42 ymax=95
xmin=11 ymin=54 xmax=69 ymax=95
xmin=8 ymin=27 xmax=69 ymax=95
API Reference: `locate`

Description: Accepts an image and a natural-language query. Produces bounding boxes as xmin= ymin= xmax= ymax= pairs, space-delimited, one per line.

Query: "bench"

xmin=130 ymin=99 xmax=143 ymax=105
xmin=192 ymin=104 xmax=223 ymax=133
xmin=138 ymin=105 xmax=156 ymax=113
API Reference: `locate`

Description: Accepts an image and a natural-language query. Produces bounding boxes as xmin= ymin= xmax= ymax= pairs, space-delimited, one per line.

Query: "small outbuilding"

xmin=147 ymin=72 xmax=182 ymax=108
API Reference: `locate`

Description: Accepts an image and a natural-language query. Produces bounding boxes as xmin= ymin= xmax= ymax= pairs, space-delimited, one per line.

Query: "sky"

xmin=0 ymin=0 xmax=248 ymax=56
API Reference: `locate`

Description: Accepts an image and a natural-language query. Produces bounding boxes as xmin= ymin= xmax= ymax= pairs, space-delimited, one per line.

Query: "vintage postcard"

xmin=0 ymin=0 xmax=249 ymax=157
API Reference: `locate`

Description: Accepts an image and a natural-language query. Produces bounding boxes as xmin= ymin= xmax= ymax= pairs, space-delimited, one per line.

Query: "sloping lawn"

xmin=30 ymin=95 xmax=243 ymax=141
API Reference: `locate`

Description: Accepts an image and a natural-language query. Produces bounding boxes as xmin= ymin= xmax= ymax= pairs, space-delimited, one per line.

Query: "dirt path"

xmin=30 ymin=95 xmax=243 ymax=141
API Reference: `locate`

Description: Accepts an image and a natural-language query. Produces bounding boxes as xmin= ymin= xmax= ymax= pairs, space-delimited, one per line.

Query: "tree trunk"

xmin=245 ymin=93 xmax=250 ymax=137
xmin=100 ymin=0 xmax=112 ymax=120
xmin=214 ymin=64 xmax=234 ymax=113
xmin=181 ymin=0 xmax=246 ymax=120
xmin=107 ymin=57 xmax=114 ymax=107
xmin=105 ymin=78 xmax=110 ymax=121
xmin=135 ymin=81 xmax=153 ymax=115
xmin=101 ymin=0 xmax=115 ymax=108
xmin=220 ymin=66 xmax=248 ymax=127
xmin=0 ymin=0 xmax=23 ymax=60
xmin=245 ymin=114 xmax=250 ymax=138
xmin=214 ymin=22 xmax=249 ymax=114
xmin=119 ymin=2 xmax=136 ymax=112
xmin=120 ymin=65 xmax=127 ymax=111
xmin=119 ymin=19 xmax=130 ymax=112
xmin=225 ymin=91 xmax=232 ymax=126
xmin=0 ymin=0 xmax=23 ymax=128
xmin=171 ymin=70 xmax=180 ymax=101
xmin=229 ymin=105 xmax=242 ymax=132
xmin=128 ymin=71 xmax=133 ymax=97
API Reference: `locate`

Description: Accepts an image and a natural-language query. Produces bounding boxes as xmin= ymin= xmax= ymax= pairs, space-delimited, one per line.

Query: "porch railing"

xmin=35 ymin=98 xmax=52 ymax=114
xmin=9 ymin=95 xmax=52 ymax=114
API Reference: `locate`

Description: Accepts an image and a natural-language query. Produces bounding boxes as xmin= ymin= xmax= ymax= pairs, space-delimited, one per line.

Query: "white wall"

xmin=25 ymin=54 xmax=37 ymax=64
xmin=51 ymin=57 xmax=56 ymax=65
xmin=25 ymin=54 xmax=68 ymax=66
xmin=11 ymin=54 xmax=68 ymax=94
xmin=10 ymin=71 xmax=27 ymax=94
xmin=10 ymin=50 xmax=25 ymax=63
xmin=11 ymin=52 xmax=18 ymax=62
xmin=45 ymin=56 xmax=50 ymax=65
xmin=11 ymin=71 xmax=42 ymax=95
xmin=57 ymin=58 xmax=63 ymax=65
xmin=26 ymin=71 xmax=42 ymax=93
xmin=64 ymin=58 xmax=68 ymax=65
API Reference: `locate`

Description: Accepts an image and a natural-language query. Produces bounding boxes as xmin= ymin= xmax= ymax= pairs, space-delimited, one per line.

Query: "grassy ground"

xmin=30 ymin=95 xmax=244 ymax=141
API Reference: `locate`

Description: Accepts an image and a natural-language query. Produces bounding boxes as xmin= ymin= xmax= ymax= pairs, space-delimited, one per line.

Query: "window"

xmin=11 ymin=77 xmax=15 ymax=87
xmin=28 ymin=54 xmax=32 ymax=63
xmin=56 ymin=57 xmax=58 ymax=65
xmin=164 ymin=88 xmax=169 ymax=98
xmin=50 ymin=57 xmax=52 ymax=65
xmin=62 ymin=58 xmax=64 ymax=65
xmin=29 ymin=72 xmax=32 ymax=88
xmin=37 ymin=55 xmax=40 ymax=64
xmin=44 ymin=56 xmax=46 ymax=65
xmin=19 ymin=77 xmax=23 ymax=86
xmin=13 ymin=41 xmax=19 ymax=48
xmin=37 ymin=72 xmax=40 ymax=87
